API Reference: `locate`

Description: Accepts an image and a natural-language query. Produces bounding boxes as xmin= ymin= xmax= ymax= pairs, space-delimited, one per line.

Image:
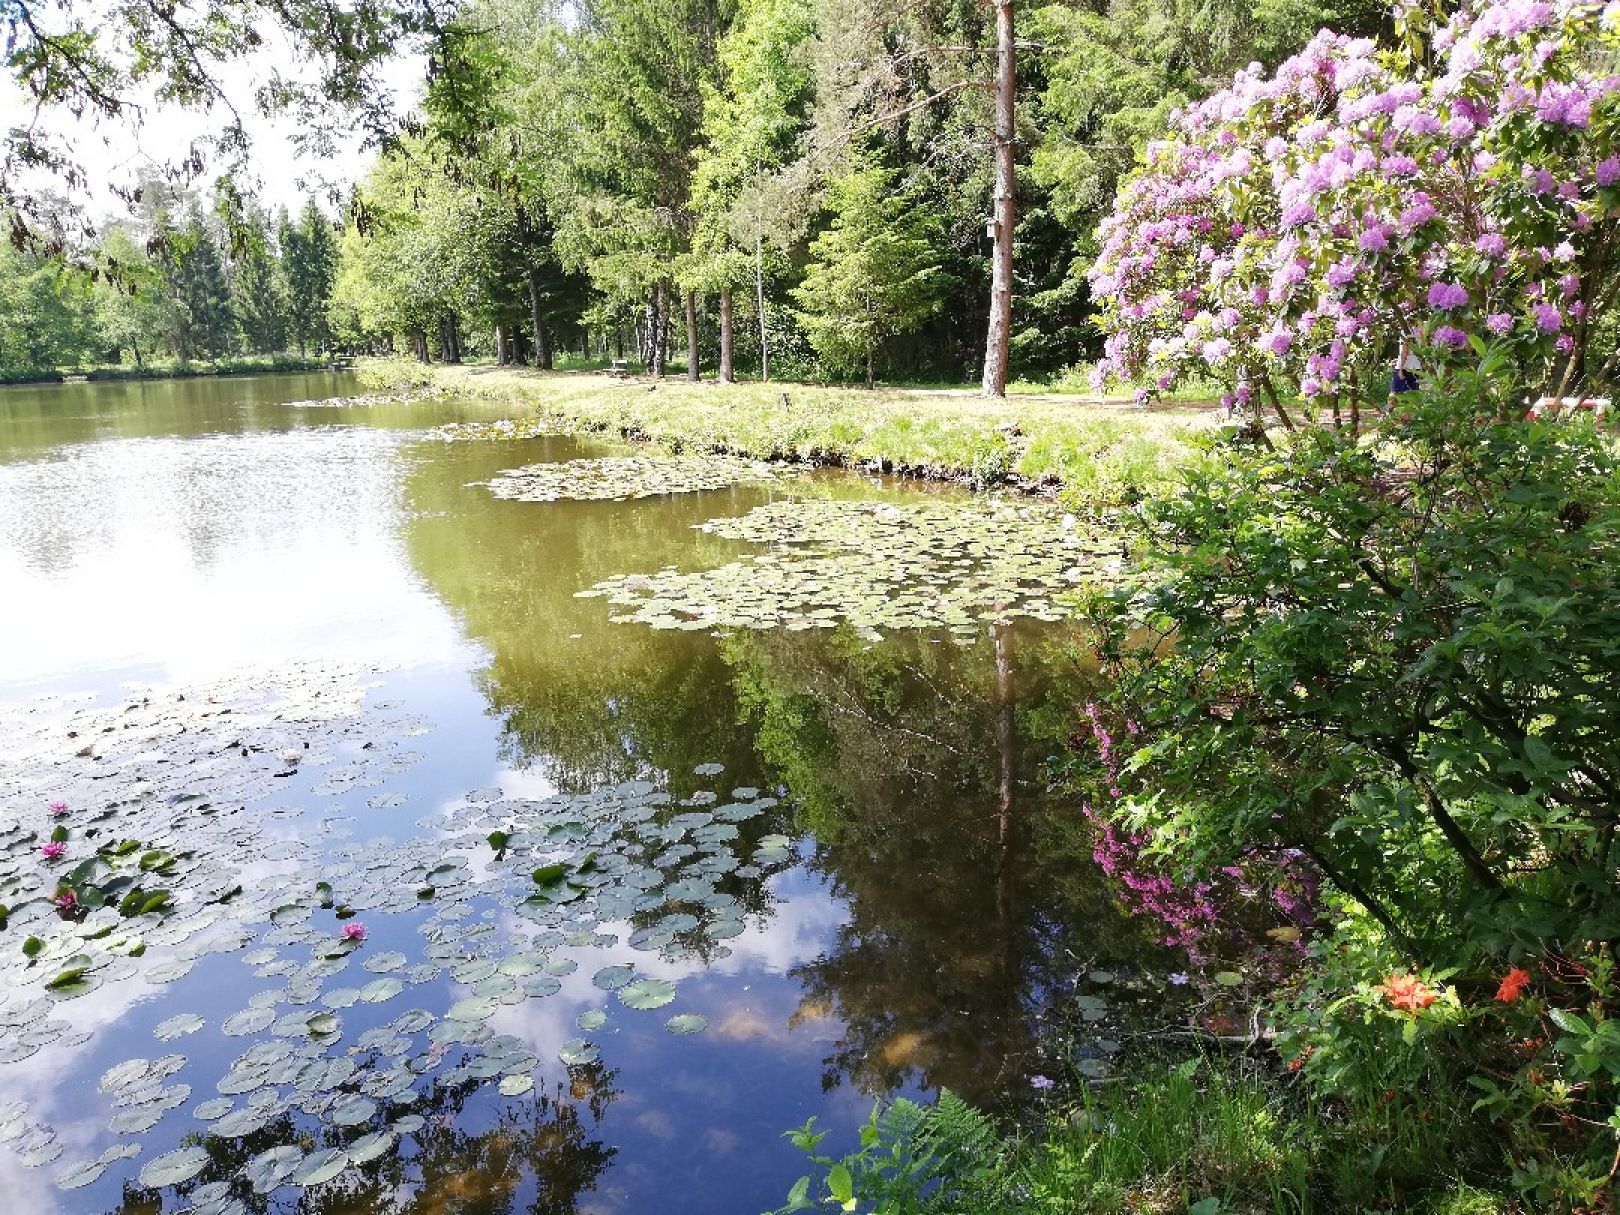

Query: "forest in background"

xmin=2 ymin=0 xmax=1387 ymax=388
xmin=0 ymin=187 xmax=339 ymax=378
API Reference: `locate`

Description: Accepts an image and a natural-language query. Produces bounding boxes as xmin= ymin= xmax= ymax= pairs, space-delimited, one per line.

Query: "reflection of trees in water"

xmin=403 ymin=445 xmax=1178 ymax=1109
xmin=106 ymin=1069 xmax=619 ymax=1215
xmin=402 ymin=438 xmax=775 ymax=793
xmin=724 ymin=625 xmax=1173 ymax=1105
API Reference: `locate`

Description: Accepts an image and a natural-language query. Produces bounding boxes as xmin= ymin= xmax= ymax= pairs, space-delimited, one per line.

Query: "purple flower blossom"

xmin=1433 ymin=325 xmax=1471 ymax=347
xmin=1030 ymin=1074 xmax=1055 ymax=1091
xmin=1475 ymin=232 xmax=1507 ymax=256
xmin=1598 ymin=157 xmax=1620 ymax=187
xmin=1534 ymin=302 xmax=1563 ymax=332
xmin=1169 ymin=972 xmax=1190 ymax=986
xmin=1486 ymin=313 xmax=1515 ymax=335
xmin=1427 ymin=281 xmax=1469 ymax=309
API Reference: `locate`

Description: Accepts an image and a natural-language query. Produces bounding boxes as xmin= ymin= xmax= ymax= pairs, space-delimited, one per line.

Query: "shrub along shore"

xmin=357 ymin=358 xmax=1221 ymax=506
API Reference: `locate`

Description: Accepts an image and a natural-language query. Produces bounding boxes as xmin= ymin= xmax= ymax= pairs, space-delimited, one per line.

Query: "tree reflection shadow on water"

xmin=108 ymin=1070 xmax=619 ymax=1215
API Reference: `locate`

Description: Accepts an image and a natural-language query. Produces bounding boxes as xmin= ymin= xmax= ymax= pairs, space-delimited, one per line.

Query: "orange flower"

xmin=1376 ymin=973 xmax=1437 ymax=1014
xmin=1496 ymin=967 xmax=1532 ymax=1003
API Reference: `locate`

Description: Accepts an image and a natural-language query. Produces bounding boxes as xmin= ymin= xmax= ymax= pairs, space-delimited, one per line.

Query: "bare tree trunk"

xmin=719 ymin=288 xmax=734 ymax=382
xmin=495 ymin=322 xmax=508 ymax=365
xmin=980 ymin=0 xmax=1016 ymax=399
xmin=755 ymin=232 xmax=769 ymax=382
xmin=684 ymin=289 xmax=700 ymax=382
xmin=527 ymin=269 xmax=552 ymax=370
xmin=412 ymin=328 xmax=428 ymax=363
xmin=649 ymin=282 xmax=668 ymax=377
xmin=866 ymin=346 xmax=874 ymax=390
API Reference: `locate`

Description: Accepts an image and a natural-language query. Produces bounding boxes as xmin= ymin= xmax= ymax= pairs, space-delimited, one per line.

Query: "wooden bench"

xmin=607 ymin=359 xmax=631 ymax=378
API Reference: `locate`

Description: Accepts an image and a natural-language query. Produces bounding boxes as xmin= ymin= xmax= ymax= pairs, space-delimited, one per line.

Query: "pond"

xmin=0 ymin=372 xmax=1171 ymax=1214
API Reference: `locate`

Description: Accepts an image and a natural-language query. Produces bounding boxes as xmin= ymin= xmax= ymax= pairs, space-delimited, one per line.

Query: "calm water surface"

xmin=0 ymin=373 xmax=1158 ymax=1214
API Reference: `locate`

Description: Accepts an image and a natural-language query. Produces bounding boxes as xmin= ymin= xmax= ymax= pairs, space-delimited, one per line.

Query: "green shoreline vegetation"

xmin=360 ymin=358 xmax=1223 ymax=507
xmin=0 ymin=354 xmax=333 ymax=386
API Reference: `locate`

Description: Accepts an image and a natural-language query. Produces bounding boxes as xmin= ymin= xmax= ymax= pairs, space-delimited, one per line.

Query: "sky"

xmin=0 ymin=24 xmax=425 ymax=225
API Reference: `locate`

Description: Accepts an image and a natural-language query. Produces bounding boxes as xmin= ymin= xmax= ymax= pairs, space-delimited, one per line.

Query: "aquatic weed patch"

xmin=579 ymin=498 xmax=1124 ymax=639
xmin=475 ymin=454 xmax=791 ymax=502
xmin=0 ymin=670 xmax=792 ymax=1207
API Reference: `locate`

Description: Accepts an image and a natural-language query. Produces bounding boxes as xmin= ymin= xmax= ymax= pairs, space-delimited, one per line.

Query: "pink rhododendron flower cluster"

xmin=1088 ymin=0 xmax=1620 ymax=419
xmin=1077 ymin=703 xmax=1317 ymax=962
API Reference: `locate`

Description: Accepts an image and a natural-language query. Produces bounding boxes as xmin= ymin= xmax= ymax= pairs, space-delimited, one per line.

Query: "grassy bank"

xmin=359 ymin=358 xmax=1223 ymax=505
xmin=781 ymin=1054 xmax=1522 ymax=1215
xmin=0 ymin=354 xmax=334 ymax=386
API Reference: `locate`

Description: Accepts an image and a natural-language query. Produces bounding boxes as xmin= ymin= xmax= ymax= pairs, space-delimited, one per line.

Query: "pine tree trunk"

xmin=651 ymin=282 xmax=668 ymax=377
xmin=684 ymin=289 xmax=700 ymax=382
xmin=755 ymin=233 xmax=769 ymax=382
xmin=719 ymin=288 xmax=734 ymax=383
xmin=980 ymin=0 xmax=1016 ymax=399
xmin=528 ymin=269 xmax=552 ymax=369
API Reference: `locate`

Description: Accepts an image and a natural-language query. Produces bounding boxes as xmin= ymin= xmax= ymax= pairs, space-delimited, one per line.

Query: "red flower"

xmin=1496 ymin=967 xmax=1532 ymax=1003
xmin=1376 ymin=973 xmax=1437 ymax=1014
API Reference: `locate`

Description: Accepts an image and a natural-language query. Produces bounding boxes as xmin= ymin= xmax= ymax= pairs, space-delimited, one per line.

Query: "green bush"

xmin=1067 ymin=352 xmax=1620 ymax=1207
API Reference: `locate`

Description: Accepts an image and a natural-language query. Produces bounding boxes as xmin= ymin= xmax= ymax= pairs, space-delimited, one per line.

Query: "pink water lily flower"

xmin=47 ymin=801 xmax=69 ymax=817
xmin=53 ymin=889 xmax=77 ymax=910
xmin=40 ymin=841 xmax=66 ymax=861
xmin=341 ymin=923 xmax=367 ymax=943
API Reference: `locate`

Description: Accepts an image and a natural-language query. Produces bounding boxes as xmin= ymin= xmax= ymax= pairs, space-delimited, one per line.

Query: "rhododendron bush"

xmin=1088 ymin=0 xmax=1620 ymax=419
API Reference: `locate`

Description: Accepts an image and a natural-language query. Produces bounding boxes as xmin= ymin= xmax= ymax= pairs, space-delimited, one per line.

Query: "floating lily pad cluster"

xmin=0 ymin=670 xmax=792 ymax=1204
xmin=579 ymin=498 xmax=1121 ymax=638
xmin=284 ymin=390 xmax=443 ymax=409
xmin=432 ymin=416 xmax=556 ymax=442
xmin=475 ymin=455 xmax=789 ymax=503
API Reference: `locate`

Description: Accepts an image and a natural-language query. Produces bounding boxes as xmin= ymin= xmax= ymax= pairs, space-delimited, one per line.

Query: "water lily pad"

xmin=154 ymin=1013 xmax=205 ymax=1041
xmin=245 ymin=1145 xmax=303 ymax=1194
xmin=346 ymin=1130 xmax=396 ymax=1164
xmin=591 ymin=964 xmax=635 ymax=991
xmin=576 ymin=1010 xmax=607 ymax=1032
xmin=557 ymin=1038 xmax=599 ymax=1066
xmin=472 ymin=455 xmax=786 ymax=503
xmin=331 ymin=1095 xmax=377 ymax=1126
xmin=139 ymin=1144 xmax=211 ymax=1188
xmin=290 ymin=1147 xmax=349 ymax=1187
xmin=580 ymin=499 xmax=1120 ymax=636
xmin=617 ymin=978 xmax=676 ymax=1010
xmin=498 ymin=1073 xmax=534 ymax=1097
xmin=665 ymin=1013 xmax=707 ymax=1035
xmin=447 ymin=996 xmax=498 ymax=1022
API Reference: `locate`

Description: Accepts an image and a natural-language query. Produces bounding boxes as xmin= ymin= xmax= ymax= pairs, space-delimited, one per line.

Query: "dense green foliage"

xmin=321 ymin=0 xmax=1384 ymax=385
xmin=0 ymin=187 xmax=339 ymax=375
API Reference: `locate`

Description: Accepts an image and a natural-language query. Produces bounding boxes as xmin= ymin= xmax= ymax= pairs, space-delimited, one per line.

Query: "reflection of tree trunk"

xmin=993 ymin=622 xmax=1017 ymax=965
xmin=685 ymin=289 xmax=700 ymax=382
xmin=719 ymin=288 xmax=734 ymax=382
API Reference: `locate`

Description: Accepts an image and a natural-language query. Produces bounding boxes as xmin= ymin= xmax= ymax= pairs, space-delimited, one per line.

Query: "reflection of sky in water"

xmin=0 ymin=426 xmax=473 ymax=692
xmin=0 ymin=379 xmax=939 ymax=1214
xmin=0 ymin=375 xmax=1139 ymax=1215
